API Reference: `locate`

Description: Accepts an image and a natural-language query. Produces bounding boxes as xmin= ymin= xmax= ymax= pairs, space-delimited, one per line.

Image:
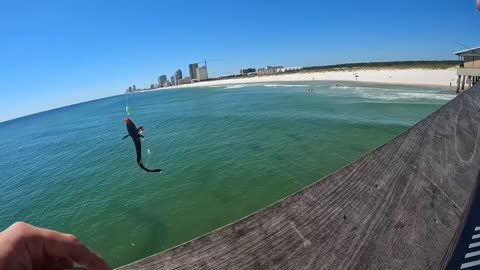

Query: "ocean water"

xmin=0 ymin=81 xmax=456 ymax=267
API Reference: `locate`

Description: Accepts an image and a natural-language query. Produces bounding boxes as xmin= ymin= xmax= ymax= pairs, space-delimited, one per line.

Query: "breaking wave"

xmin=328 ymin=85 xmax=455 ymax=101
xmin=224 ymin=84 xmax=249 ymax=89
xmin=263 ymin=84 xmax=310 ymax=88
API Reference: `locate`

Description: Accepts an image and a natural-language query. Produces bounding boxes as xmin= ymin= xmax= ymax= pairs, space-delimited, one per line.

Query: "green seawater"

xmin=0 ymin=81 xmax=456 ymax=267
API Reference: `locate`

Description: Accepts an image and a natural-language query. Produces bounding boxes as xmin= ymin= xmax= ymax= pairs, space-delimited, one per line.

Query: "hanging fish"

xmin=122 ymin=118 xmax=162 ymax=173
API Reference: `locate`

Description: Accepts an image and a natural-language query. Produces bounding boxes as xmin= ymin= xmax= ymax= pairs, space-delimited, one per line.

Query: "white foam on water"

xmin=264 ymin=84 xmax=310 ymax=88
xmin=329 ymin=85 xmax=437 ymax=93
xmin=356 ymin=90 xmax=455 ymax=101
xmin=224 ymin=84 xmax=248 ymax=89
xmin=396 ymin=92 xmax=455 ymax=100
xmin=328 ymin=85 xmax=455 ymax=101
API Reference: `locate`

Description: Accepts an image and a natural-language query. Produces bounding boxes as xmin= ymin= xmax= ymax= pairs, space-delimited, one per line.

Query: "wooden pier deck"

xmin=118 ymin=83 xmax=480 ymax=270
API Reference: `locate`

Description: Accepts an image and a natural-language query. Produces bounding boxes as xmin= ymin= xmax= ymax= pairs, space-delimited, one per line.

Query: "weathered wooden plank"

xmin=118 ymin=84 xmax=480 ymax=270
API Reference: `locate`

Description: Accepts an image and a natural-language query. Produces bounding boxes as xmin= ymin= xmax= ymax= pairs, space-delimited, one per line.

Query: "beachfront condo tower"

xmin=189 ymin=63 xmax=199 ymax=80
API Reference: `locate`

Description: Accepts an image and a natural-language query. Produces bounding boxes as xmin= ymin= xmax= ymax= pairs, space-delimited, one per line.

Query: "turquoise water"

xmin=0 ymin=81 xmax=455 ymax=267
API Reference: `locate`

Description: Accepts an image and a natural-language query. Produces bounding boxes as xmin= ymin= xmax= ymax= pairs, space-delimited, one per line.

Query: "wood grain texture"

xmin=118 ymin=84 xmax=480 ymax=270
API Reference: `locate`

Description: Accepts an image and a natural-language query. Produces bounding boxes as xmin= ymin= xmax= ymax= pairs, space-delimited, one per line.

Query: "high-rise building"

xmin=158 ymin=75 xmax=167 ymax=87
xmin=189 ymin=63 xmax=199 ymax=80
xmin=240 ymin=68 xmax=256 ymax=75
xmin=196 ymin=66 xmax=208 ymax=81
xmin=133 ymin=85 xmax=137 ymax=91
xmin=170 ymin=75 xmax=176 ymax=86
xmin=175 ymin=69 xmax=183 ymax=84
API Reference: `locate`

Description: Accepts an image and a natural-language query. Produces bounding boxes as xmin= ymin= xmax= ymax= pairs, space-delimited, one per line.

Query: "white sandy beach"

xmin=158 ymin=68 xmax=458 ymax=90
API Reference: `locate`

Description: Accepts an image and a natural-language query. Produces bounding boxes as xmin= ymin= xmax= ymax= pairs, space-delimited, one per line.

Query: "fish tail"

xmin=138 ymin=162 xmax=162 ymax=173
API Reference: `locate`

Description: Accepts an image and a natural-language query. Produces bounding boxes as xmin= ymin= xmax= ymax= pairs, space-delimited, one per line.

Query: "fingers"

xmin=3 ymin=222 xmax=110 ymax=270
xmin=48 ymin=257 xmax=73 ymax=270
xmin=35 ymin=227 xmax=110 ymax=270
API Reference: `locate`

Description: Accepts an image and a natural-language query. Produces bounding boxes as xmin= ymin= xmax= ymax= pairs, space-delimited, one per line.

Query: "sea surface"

xmin=0 ymin=81 xmax=456 ymax=267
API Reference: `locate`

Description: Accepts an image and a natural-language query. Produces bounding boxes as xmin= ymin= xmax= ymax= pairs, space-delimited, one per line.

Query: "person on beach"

xmin=0 ymin=222 xmax=110 ymax=270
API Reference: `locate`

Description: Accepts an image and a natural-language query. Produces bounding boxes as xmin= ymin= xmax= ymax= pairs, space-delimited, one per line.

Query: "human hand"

xmin=0 ymin=222 xmax=110 ymax=270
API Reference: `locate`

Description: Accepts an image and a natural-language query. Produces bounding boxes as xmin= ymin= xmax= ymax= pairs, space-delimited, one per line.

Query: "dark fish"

xmin=123 ymin=118 xmax=162 ymax=173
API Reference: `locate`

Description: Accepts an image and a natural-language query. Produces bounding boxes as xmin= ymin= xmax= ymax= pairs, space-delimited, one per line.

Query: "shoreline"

xmin=1 ymin=67 xmax=458 ymax=123
xmin=147 ymin=67 xmax=458 ymax=91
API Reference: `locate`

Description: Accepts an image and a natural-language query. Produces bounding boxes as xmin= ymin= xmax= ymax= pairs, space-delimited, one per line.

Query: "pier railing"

xmin=118 ymin=83 xmax=480 ymax=270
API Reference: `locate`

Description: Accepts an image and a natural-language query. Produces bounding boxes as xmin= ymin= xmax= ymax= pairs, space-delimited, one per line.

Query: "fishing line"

xmin=124 ymin=92 xmax=153 ymax=166
xmin=137 ymin=127 xmax=153 ymax=166
xmin=125 ymin=91 xmax=131 ymax=116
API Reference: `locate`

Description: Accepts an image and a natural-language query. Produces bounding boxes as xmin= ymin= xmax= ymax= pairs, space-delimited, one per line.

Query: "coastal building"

xmin=280 ymin=66 xmax=303 ymax=72
xmin=196 ymin=66 xmax=208 ymax=81
xmin=132 ymin=85 xmax=136 ymax=91
xmin=175 ymin=69 xmax=183 ymax=85
xmin=189 ymin=63 xmax=199 ymax=80
xmin=240 ymin=68 xmax=256 ymax=75
xmin=177 ymin=76 xmax=191 ymax=85
xmin=257 ymin=66 xmax=284 ymax=75
xmin=158 ymin=75 xmax=167 ymax=87
xmin=454 ymin=47 xmax=480 ymax=92
xmin=170 ymin=75 xmax=176 ymax=86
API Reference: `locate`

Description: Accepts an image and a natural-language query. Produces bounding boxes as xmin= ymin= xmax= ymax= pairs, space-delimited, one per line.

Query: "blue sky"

xmin=1 ymin=0 xmax=479 ymax=122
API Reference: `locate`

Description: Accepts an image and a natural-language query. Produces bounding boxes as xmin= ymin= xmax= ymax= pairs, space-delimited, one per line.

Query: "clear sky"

xmin=1 ymin=0 xmax=479 ymax=122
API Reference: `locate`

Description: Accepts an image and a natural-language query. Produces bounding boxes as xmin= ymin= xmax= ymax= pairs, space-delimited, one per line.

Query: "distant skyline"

xmin=1 ymin=0 xmax=479 ymax=122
